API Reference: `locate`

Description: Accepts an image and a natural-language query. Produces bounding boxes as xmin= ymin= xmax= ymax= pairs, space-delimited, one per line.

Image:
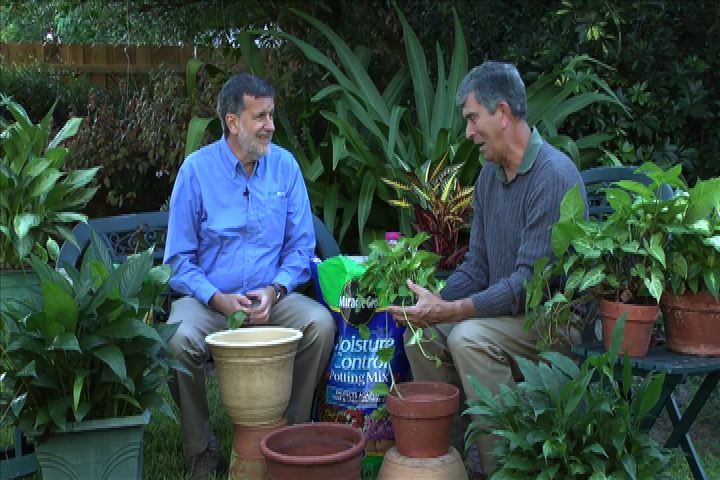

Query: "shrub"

xmin=64 ymin=65 xmax=221 ymax=213
xmin=0 ymin=60 xmax=95 ymax=125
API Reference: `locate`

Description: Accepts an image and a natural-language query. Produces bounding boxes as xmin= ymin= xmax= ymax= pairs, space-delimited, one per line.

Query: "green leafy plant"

xmin=0 ymin=95 xmax=99 ymax=267
xmin=659 ymin=177 xmax=720 ymax=298
xmin=525 ymin=162 xmax=686 ymax=349
xmin=464 ymin=312 xmax=671 ymax=479
xmin=356 ymin=232 xmax=442 ymax=396
xmin=0 ymin=230 xmax=185 ymax=440
xmin=66 ymin=65 xmax=218 ymax=212
xmin=283 ymin=5 xmax=474 ymax=246
xmin=526 ymin=54 xmax=629 ymax=169
xmin=382 ymin=146 xmax=474 ymax=271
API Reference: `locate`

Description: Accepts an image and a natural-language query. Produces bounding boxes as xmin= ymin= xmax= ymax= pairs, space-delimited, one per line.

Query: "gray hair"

xmin=455 ymin=62 xmax=527 ymax=120
xmin=217 ymin=73 xmax=275 ymax=136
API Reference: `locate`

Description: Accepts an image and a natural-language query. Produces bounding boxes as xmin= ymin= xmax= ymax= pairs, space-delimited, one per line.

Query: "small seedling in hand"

xmin=229 ymin=310 xmax=247 ymax=329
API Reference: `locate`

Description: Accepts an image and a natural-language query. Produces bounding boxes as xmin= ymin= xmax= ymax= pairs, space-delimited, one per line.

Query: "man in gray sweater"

xmin=387 ymin=61 xmax=587 ymax=475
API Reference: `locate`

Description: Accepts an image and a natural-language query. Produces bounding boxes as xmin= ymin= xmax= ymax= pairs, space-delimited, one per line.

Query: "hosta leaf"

xmin=49 ymin=332 xmax=81 ymax=351
xmin=48 ymin=397 xmax=69 ymax=431
xmin=648 ymin=234 xmax=666 ymax=268
xmin=48 ymin=116 xmax=82 ymax=149
xmin=559 ymin=184 xmax=586 ymax=222
xmin=28 ymin=169 xmax=62 ymax=198
xmin=72 ymin=370 xmax=90 ymax=412
xmin=13 ymin=213 xmax=41 ymax=239
xmin=93 ymin=345 xmax=127 ymax=380
xmin=11 ymin=393 xmax=27 ymax=417
xmin=120 ymin=251 xmax=153 ymax=298
xmin=580 ymin=266 xmax=605 ymax=291
xmin=42 ymin=280 xmax=78 ymax=332
xmin=643 ymin=272 xmax=663 ymax=303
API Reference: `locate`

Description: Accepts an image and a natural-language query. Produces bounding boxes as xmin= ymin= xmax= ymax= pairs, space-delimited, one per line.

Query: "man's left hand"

xmin=245 ymin=286 xmax=276 ymax=325
xmin=387 ymin=279 xmax=449 ymax=326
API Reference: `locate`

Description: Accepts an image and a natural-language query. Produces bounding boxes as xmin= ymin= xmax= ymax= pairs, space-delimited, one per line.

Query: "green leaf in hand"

xmin=229 ymin=310 xmax=247 ymax=329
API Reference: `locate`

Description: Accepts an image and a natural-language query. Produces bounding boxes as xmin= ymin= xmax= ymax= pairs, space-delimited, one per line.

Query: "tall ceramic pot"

xmin=661 ymin=291 xmax=720 ymax=355
xmin=260 ymin=422 xmax=365 ymax=480
xmin=385 ymin=382 xmax=459 ymax=458
xmin=205 ymin=327 xmax=303 ymax=426
xmin=599 ymin=300 xmax=659 ymax=357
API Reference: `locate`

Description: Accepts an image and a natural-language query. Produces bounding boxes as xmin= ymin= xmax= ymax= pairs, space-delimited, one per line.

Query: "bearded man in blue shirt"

xmin=163 ymin=73 xmax=335 ymax=480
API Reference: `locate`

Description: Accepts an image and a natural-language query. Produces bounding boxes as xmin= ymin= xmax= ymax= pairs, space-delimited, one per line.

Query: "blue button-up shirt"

xmin=163 ymin=137 xmax=315 ymax=305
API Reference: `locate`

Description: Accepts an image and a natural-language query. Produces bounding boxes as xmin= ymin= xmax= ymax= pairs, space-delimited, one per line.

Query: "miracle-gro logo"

xmin=339 ymin=280 xmax=378 ymax=327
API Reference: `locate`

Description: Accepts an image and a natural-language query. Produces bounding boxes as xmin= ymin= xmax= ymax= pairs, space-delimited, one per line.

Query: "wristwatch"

xmin=271 ymin=283 xmax=286 ymax=305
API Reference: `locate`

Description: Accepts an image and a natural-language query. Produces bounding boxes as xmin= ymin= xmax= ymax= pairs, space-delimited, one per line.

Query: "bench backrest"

xmin=57 ymin=211 xmax=341 ymax=270
xmin=580 ymin=165 xmax=675 ymax=220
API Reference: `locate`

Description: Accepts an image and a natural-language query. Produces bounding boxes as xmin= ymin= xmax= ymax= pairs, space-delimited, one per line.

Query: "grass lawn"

xmin=142 ymin=370 xmax=232 ymax=480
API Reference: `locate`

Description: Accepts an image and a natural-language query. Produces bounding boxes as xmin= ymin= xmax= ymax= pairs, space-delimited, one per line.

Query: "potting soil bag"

xmin=310 ymin=256 xmax=410 ymax=460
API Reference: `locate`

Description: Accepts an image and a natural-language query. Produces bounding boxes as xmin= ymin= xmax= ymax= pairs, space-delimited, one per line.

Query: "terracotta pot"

xmin=661 ymin=291 xmax=720 ymax=355
xmin=205 ymin=327 xmax=302 ymax=426
xmin=230 ymin=418 xmax=287 ymax=480
xmin=260 ymin=422 xmax=365 ymax=480
xmin=385 ymin=382 xmax=459 ymax=458
xmin=377 ymin=446 xmax=468 ymax=479
xmin=599 ymin=300 xmax=658 ymax=357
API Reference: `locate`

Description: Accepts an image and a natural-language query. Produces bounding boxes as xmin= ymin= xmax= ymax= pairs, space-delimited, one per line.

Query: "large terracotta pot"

xmin=661 ymin=291 xmax=720 ymax=355
xmin=385 ymin=382 xmax=459 ymax=458
xmin=230 ymin=418 xmax=287 ymax=480
xmin=260 ymin=422 xmax=366 ymax=480
xmin=599 ymin=300 xmax=659 ymax=357
xmin=205 ymin=327 xmax=302 ymax=426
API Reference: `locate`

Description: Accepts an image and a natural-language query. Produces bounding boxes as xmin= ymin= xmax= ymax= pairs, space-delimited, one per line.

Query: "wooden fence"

xmin=0 ymin=42 xmax=217 ymax=88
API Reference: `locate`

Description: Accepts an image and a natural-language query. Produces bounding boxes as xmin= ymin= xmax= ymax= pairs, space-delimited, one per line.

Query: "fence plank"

xmin=1 ymin=42 xmax=207 ymax=87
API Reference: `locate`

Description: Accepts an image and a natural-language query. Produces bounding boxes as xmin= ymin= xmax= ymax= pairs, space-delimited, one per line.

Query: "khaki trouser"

xmin=167 ymin=293 xmax=335 ymax=456
xmin=404 ymin=316 xmax=540 ymax=474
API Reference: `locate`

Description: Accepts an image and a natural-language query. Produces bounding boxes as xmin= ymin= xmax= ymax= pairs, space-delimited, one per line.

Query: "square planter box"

xmin=34 ymin=412 xmax=150 ymax=480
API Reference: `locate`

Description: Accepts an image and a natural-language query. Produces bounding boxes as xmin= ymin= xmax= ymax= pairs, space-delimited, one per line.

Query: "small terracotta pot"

xmin=661 ymin=291 xmax=720 ymax=355
xmin=386 ymin=382 xmax=459 ymax=458
xmin=599 ymin=300 xmax=658 ymax=357
xmin=260 ymin=422 xmax=365 ymax=480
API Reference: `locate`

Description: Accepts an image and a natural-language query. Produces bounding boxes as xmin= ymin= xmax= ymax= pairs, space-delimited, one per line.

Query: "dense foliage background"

xmin=2 ymin=0 xmax=718 ymax=216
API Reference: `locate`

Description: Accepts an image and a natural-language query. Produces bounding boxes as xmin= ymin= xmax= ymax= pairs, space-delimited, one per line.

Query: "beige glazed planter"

xmin=205 ymin=327 xmax=303 ymax=426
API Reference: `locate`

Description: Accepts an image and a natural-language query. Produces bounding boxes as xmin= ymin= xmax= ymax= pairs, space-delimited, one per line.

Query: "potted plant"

xmin=357 ymin=233 xmax=461 ymax=461
xmin=657 ymin=176 xmax=720 ymax=355
xmin=464 ymin=312 xmax=671 ymax=478
xmin=0 ymin=230 xmax=182 ymax=479
xmin=0 ymin=95 xmax=99 ymax=311
xmin=525 ymin=163 xmax=685 ymax=356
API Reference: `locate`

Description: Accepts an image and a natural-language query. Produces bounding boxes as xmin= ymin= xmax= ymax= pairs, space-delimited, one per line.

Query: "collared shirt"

xmin=163 ymin=137 xmax=315 ymax=305
xmin=495 ymin=127 xmax=544 ymax=183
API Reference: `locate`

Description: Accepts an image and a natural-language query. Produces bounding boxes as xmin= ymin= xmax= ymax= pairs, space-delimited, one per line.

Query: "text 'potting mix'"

xmin=311 ymin=256 xmax=410 ymax=455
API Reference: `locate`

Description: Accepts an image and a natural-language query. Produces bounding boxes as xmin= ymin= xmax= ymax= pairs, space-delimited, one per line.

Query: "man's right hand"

xmin=209 ymin=292 xmax=253 ymax=318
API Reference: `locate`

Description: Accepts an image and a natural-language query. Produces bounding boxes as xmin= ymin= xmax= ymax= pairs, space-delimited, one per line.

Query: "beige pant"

xmin=167 ymin=293 xmax=335 ymax=456
xmin=404 ymin=315 xmax=539 ymax=473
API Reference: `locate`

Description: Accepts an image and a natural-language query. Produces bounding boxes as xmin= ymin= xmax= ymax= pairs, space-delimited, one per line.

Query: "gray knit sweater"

xmin=441 ymin=141 xmax=587 ymax=318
